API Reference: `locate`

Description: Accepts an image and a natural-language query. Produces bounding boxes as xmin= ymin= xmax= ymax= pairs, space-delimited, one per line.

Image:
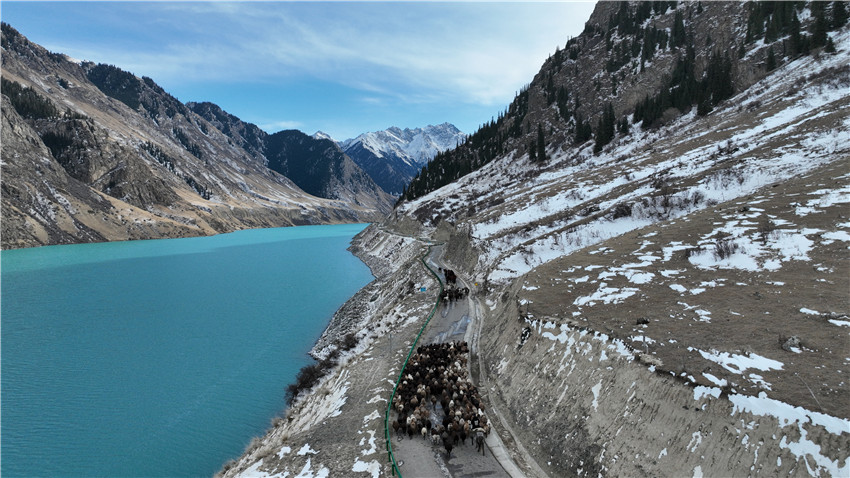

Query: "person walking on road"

xmin=474 ymin=427 xmax=486 ymax=456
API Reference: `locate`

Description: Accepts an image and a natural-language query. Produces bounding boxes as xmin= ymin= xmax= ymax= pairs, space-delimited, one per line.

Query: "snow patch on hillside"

xmin=396 ymin=38 xmax=849 ymax=285
xmin=525 ymin=317 xmax=850 ymax=478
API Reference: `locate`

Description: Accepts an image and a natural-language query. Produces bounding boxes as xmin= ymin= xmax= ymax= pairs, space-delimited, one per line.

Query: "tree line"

xmin=2 ymin=78 xmax=60 ymax=119
xmin=398 ymin=1 xmax=847 ymax=204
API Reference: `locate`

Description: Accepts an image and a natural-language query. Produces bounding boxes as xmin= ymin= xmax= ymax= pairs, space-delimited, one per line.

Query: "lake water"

xmin=1 ymin=224 xmax=373 ymax=477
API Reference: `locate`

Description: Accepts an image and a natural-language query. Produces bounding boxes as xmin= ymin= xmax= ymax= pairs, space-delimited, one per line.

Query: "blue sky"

xmin=2 ymin=1 xmax=597 ymax=140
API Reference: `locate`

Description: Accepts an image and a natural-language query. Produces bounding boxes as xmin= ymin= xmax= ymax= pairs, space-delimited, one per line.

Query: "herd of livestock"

xmin=391 ymin=341 xmax=490 ymax=458
xmin=439 ymin=268 xmax=469 ymax=304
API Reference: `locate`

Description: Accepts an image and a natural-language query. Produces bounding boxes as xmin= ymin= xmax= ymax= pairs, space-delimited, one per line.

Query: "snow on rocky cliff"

xmin=341 ymin=123 xmax=466 ymax=167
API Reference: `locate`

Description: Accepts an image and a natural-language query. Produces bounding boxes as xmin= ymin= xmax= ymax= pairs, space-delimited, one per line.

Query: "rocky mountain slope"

xmin=340 ymin=124 xmax=466 ymax=196
xmin=217 ymin=2 xmax=849 ymax=477
xmin=401 ymin=1 xmax=845 ymax=202
xmin=1 ymin=24 xmax=391 ymax=249
xmin=186 ymin=102 xmax=394 ymax=212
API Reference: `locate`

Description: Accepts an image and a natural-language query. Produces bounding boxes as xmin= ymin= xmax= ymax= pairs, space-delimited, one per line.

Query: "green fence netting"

xmin=384 ymin=244 xmax=444 ymax=477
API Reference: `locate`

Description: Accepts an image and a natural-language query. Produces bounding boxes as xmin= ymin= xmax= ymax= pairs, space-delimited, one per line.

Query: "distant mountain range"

xmin=337 ymin=124 xmax=466 ymax=196
xmin=0 ymin=22 xmax=459 ymax=248
xmin=185 ymin=101 xmax=394 ymax=209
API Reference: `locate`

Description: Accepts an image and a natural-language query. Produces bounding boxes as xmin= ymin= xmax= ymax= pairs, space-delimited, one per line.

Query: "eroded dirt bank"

xmin=479 ymin=291 xmax=849 ymax=477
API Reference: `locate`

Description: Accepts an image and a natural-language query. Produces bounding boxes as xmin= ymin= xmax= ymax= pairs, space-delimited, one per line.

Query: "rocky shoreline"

xmin=217 ymin=224 xmax=441 ymax=477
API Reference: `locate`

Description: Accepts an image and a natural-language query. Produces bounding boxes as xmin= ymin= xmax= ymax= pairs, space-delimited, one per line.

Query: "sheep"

xmin=406 ymin=415 xmax=417 ymax=439
xmin=388 ymin=341 xmax=487 ymax=458
xmin=443 ymin=434 xmax=454 ymax=459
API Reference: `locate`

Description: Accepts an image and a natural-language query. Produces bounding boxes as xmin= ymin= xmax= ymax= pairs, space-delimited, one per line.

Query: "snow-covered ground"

xmin=510 ymin=312 xmax=850 ymax=477
xmin=398 ymin=30 xmax=849 ymax=286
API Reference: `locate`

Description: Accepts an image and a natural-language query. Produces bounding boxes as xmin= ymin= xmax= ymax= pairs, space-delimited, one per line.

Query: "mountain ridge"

xmin=399 ymin=0 xmax=845 ymax=202
xmin=341 ymin=123 xmax=464 ymax=166
xmin=0 ymin=23 xmax=392 ymax=248
xmin=340 ymin=123 xmax=466 ymax=196
xmin=184 ymin=102 xmax=394 ymax=213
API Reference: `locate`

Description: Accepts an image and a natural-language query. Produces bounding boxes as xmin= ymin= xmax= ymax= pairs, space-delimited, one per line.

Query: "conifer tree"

xmin=824 ymin=36 xmax=836 ymax=54
xmin=704 ymin=51 xmax=733 ymax=106
xmin=788 ymin=11 xmax=803 ymax=56
xmin=1 ymin=78 xmax=59 ymax=119
xmin=619 ymin=117 xmax=630 ymax=136
xmin=574 ymin=115 xmax=592 ymax=144
xmin=594 ymin=103 xmax=616 ymax=154
xmin=697 ymin=98 xmax=713 ymax=116
xmin=642 ymin=26 xmax=657 ymax=62
xmin=537 ymin=123 xmax=547 ymax=162
xmin=546 ymin=75 xmax=556 ymax=105
xmin=833 ymin=1 xmax=849 ymax=28
xmin=671 ymin=10 xmax=687 ymax=48
xmin=746 ymin=3 xmax=765 ymax=43
xmin=764 ymin=12 xmax=779 ymax=43
xmin=811 ymin=1 xmax=829 ymax=48
xmin=603 ymin=103 xmax=615 ymax=142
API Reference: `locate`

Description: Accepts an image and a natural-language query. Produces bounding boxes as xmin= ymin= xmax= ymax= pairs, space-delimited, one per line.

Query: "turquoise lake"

xmin=1 ymin=224 xmax=373 ymax=477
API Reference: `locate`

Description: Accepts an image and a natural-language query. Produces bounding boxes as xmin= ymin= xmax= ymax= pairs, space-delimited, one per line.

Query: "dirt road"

xmin=388 ymin=244 xmax=518 ymax=478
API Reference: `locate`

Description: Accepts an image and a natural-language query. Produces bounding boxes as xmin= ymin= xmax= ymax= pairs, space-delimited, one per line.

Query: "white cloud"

xmin=58 ymin=2 xmax=597 ymax=108
xmin=21 ymin=1 xmax=597 ymax=136
xmin=257 ymin=120 xmax=304 ymax=133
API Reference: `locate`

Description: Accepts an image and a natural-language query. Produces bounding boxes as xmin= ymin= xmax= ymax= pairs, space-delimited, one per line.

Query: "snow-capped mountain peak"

xmin=338 ymin=123 xmax=466 ymax=196
xmin=312 ymin=131 xmax=336 ymax=142
xmin=342 ymin=123 xmax=466 ymax=167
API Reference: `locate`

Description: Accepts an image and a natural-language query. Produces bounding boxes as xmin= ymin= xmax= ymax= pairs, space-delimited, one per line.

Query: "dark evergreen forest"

xmin=399 ymin=0 xmax=847 ymax=205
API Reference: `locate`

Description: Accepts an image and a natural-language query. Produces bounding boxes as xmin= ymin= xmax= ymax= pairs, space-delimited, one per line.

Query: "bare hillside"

xmin=1 ymin=24 xmax=390 ymax=249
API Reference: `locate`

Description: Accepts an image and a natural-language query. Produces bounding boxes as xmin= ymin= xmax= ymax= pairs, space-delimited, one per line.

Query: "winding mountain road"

xmin=388 ymin=244 xmax=520 ymax=478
